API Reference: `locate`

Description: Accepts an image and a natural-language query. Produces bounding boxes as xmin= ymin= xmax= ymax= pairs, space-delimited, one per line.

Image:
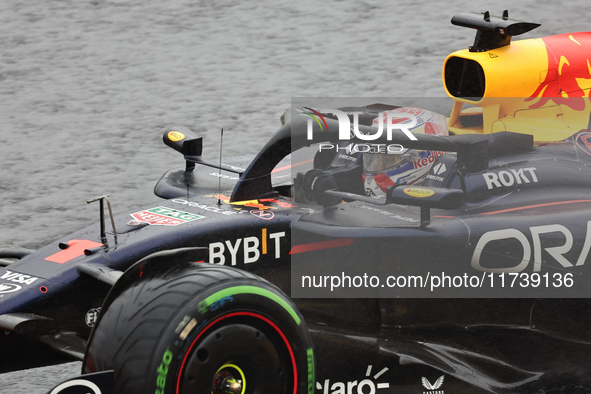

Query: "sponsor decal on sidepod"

xmin=316 ymin=365 xmax=390 ymax=394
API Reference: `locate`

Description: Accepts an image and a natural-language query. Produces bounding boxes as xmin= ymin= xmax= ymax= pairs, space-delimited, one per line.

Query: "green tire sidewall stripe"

xmin=200 ymin=285 xmax=301 ymax=325
xmin=307 ymin=347 xmax=315 ymax=394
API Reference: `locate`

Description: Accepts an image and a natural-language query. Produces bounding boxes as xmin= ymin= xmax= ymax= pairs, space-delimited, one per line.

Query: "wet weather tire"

xmin=83 ymin=261 xmax=314 ymax=394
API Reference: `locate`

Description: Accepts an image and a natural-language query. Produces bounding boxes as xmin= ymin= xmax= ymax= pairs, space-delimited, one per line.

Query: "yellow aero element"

xmin=402 ymin=187 xmax=435 ymax=198
xmin=443 ymin=34 xmax=591 ymax=142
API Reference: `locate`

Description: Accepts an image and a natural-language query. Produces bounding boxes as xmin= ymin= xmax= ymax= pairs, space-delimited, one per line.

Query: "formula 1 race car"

xmin=4 ymin=10 xmax=591 ymax=394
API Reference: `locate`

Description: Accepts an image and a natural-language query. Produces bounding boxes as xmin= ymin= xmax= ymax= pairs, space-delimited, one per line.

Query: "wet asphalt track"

xmin=0 ymin=0 xmax=589 ymax=392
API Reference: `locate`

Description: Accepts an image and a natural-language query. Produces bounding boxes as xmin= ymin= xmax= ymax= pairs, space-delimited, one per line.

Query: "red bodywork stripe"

xmin=477 ymin=199 xmax=591 ymax=215
xmin=290 ymin=238 xmax=355 ymax=254
xmin=45 ymin=239 xmax=104 ymax=264
xmin=433 ymin=200 xmax=591 ymax=218
xmin=272 ymin=159 xmax=314 ymax=174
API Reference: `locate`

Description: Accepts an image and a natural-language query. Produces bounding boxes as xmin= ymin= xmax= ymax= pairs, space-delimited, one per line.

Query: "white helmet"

xmin=363 ymin=107 xmax=448 ymax=196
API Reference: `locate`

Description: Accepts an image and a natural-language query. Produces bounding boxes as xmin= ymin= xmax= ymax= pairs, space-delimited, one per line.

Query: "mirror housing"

xmin=163 ymin=126 xmax=203 ymax=157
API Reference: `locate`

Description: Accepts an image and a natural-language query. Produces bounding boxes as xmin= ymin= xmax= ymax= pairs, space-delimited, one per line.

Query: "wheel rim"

xmin=176 ymin=312 xmax=297 ymax=394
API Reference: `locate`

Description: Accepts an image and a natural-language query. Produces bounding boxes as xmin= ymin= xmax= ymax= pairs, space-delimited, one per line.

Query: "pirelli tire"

xmin=83 ymin=258 xmax=315 ymax=394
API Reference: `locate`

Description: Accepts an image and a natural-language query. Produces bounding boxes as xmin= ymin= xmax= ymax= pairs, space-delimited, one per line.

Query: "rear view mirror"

xmin=162 ymin=126 xmax=203 ymax=157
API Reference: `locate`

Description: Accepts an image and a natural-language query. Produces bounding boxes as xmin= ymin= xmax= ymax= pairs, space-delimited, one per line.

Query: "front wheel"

xmin=83 ymin=259 xmax=314 ymax=394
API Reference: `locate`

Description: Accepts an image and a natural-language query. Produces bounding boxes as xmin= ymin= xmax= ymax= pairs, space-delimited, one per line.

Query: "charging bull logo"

xmin=527 ymin=32 xmax=591 ymax=111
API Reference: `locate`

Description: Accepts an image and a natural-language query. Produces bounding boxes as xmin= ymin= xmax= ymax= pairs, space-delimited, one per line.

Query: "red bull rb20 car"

xmin=3 ymin=10 xmax=591 ymax=394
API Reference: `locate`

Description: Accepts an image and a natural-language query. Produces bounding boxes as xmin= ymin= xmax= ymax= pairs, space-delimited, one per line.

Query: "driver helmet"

xmin=363 ymin=107 xmax=448 ymax=197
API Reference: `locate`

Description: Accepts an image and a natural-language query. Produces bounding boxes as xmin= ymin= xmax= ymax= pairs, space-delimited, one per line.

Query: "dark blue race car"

xmin=3 ymin=11 xmax=591 ymax=394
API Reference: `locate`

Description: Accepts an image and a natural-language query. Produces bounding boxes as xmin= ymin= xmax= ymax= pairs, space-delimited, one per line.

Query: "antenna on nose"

xmin=218 ymin=129 xmax=224 ymax=206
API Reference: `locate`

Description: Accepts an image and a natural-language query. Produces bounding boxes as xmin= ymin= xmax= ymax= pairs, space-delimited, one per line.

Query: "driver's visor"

xmin=363 ymin=152 xmax=409 ymax=173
